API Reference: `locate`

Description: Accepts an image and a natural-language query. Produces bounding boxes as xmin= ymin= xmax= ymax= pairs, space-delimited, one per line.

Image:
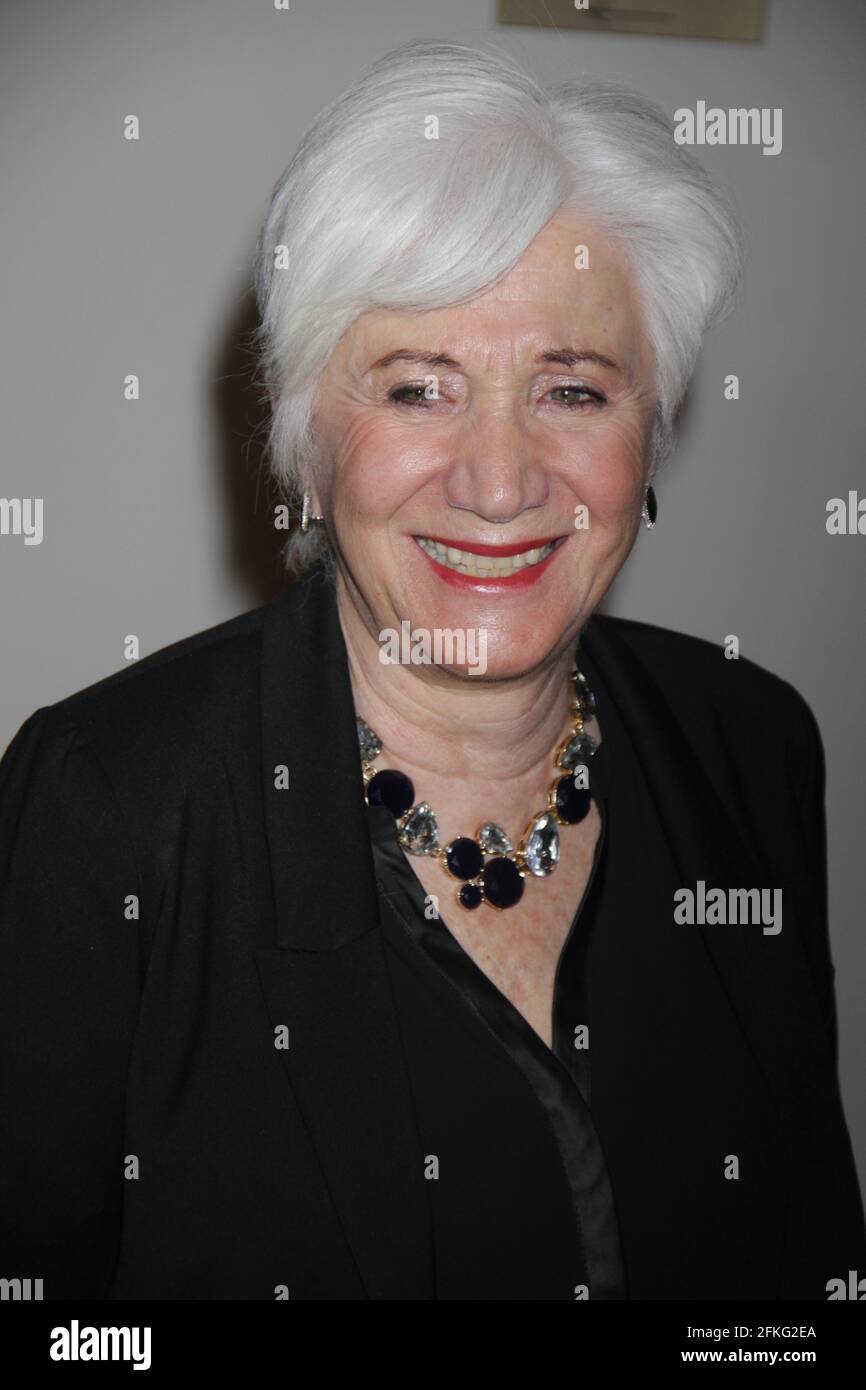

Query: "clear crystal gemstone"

xmin=559 ymin=730 xmax=598 ymax=769
xmin=399 ymin=802 xmax=440 ymax=855
xmin=478 ymin=822 xmax=513 ymax=855
xmin=357 ymin=717 xmax=382 ymax=761
xmin=523 ymin=812 xmax=560 ymax=877
xmin=575 ymin=671 xmax=596 ymax=713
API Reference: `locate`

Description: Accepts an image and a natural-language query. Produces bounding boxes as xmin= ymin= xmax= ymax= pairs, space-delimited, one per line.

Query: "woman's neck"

xmin=336 ymin=574 xmax=579 ymax=834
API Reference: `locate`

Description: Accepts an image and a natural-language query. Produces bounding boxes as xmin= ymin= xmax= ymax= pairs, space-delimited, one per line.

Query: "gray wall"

xmin=2 ymin=1 xmax=865 ymax=1196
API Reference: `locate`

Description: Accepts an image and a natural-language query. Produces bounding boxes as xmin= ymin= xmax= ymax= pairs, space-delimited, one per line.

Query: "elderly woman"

xmin=1 ymin=39 xmax=863 ymax=1302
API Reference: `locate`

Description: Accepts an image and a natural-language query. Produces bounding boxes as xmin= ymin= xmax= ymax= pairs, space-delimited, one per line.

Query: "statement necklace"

xmin=358 ymin=664 xmax=598 ymax=912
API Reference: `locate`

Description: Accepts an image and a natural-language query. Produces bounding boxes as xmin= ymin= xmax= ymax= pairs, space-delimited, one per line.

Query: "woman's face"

xmin=311 ymin=212 xmax=657 ymax=680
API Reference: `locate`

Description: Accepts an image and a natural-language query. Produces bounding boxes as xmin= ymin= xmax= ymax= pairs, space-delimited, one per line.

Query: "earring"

xmin=641 ymin=484 xmax=657 ymax=530
xmin=300 ymin=491 xmax=324 ymax=533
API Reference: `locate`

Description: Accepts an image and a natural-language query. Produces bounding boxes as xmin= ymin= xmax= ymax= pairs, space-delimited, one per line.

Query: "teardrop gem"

xmin=577 ymin=674 xmax=596 ymax=714
xmin=522 ymin=812 xmax=560 ymax=877
xmin=558 ymin=730 xmax=598 ymax=770
xmin=357 ymin=717 xmax=382 ymax=762
xmin=478 ymin=822 xmax=513 ymax=855
xmin=398 ymin=802 xmax=440 ymax=855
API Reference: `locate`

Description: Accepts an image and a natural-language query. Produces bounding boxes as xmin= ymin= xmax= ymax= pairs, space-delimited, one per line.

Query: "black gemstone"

xmin=482 ymin=856 xmax=524 ymax=910
xmin=366 ymin=768 xmax=415 ymax=817
xmin=458 ymin=882 xmax=483 ymax=910
xmin=555 ymin=776 xmax=591 ymax=825
xmin=645 ymin=484 xmax=658 ymax=524
xmin=445 ymin=836 xmax=484 ymax=881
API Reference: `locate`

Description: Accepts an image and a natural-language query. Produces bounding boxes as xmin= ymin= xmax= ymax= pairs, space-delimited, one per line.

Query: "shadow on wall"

xmin=211 ymin=289 xmax=294 ymax=607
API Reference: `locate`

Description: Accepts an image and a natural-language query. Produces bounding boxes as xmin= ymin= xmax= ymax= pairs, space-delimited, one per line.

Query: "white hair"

xmin=252 ymin=38 xmax=744 ymax=571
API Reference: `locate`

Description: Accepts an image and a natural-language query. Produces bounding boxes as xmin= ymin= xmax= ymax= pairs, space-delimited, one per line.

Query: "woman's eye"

xmin=547 ymin=385 xmax=606 ymax=408
xmin=386 ymin=382 xmax=606 ymax=408
xmin=388 ymin=383 xmax=438 ymax=406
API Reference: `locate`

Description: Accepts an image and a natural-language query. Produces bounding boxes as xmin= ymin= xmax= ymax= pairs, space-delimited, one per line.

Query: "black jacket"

xmin=1 ymin=561 xmax=863 ymax=1299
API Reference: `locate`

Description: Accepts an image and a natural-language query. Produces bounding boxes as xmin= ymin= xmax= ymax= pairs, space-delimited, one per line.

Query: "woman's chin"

xmin=375 ymin=610 xmax=573 ymax=683
xmin=364 ymin=533 xmax=585 ymax=678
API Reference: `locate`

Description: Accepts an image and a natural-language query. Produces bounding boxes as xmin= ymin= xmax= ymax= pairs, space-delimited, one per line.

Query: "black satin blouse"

xmin=365 ymin=644 xmax=628 ymax=1300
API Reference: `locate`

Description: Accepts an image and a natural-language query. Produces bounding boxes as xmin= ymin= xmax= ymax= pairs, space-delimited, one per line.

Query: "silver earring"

xmin=641 ymin=484 xmax=657 ymax=530
xmin=300 ymin=491 xmax=323 ymax=533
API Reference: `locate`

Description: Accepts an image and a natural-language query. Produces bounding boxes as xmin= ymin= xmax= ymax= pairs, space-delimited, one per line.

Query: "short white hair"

xmin=252 ymin=38 xmax=744 ymax=570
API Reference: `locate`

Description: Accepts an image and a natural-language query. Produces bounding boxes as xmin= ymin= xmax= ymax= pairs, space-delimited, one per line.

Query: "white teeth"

xmin=415 ymin=536 xmax=556 ymax=577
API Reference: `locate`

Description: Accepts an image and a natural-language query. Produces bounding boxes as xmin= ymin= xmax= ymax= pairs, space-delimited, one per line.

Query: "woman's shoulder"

xmin=1 ymin=597 xmax=275 ymax=807
xmin=21 ymin=565 xmax=333 ymax=759
xmin=69 ymin=599 xmax=268 ymax=718
xmin=591 ymin=610 xmax=820 ymax=749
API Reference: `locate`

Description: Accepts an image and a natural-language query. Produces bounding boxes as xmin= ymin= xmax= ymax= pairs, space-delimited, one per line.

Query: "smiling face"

xmin=310 ymin=212 xmax=657 ymax=680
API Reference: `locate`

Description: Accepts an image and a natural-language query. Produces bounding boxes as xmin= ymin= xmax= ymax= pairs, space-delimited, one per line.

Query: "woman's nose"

xmin=442 ymin=408 xmax=548 ymax=524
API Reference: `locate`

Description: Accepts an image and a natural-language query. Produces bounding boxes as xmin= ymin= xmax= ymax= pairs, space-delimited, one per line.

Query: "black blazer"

xmin=1 ymin=560 xmax=863 ymax=1299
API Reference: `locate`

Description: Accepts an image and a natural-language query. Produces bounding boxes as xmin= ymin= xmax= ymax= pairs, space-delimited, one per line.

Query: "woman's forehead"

xmin=334 ymin=235 xmax=646 ymax=378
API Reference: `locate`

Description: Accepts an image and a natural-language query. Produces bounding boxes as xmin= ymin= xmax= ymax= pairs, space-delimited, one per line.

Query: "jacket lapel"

xmin=253 ymin=563 xmax=434 ymax=1299
xmin=580 ymin=613 xmax=835 ymax=1107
